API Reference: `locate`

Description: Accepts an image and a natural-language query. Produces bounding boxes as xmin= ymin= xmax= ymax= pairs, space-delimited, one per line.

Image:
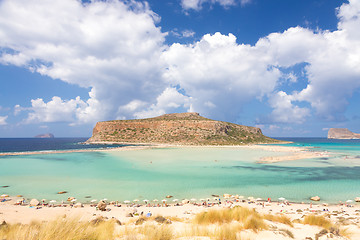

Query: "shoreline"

xmin=0 ymin=141 xmax=313 ymax=160
xmin=0 ymin=142 xmax=329 ymax=164
xmin=0 ymin=143 xmax=329 ymax=165
xmin=1 ymin=195 xmax=359 ymax=224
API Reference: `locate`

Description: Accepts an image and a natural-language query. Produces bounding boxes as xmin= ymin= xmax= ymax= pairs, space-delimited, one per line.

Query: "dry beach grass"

xmin=0 ymin=205 xmax=357 ymax=240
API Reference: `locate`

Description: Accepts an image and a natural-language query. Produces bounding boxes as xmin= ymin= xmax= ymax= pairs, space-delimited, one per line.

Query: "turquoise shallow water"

xmin=1 ymin=139 xmax=360 ymax=203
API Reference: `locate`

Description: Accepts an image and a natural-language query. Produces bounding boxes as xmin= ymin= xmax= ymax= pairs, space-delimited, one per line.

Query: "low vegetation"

xmin=0 ymin=217 xmax=116 ymax=240
xmin=0 ymin=208 xmax=353 ymax=240
xmin=121 ymin=223 xmax=174 ymax=240
xmin=194 ymin=207 xmax=267 ymax=231
xmin=302 ymin=214 xmax=332 ymax=229
xmin=263 ymin=213 xmax=293 ymax=227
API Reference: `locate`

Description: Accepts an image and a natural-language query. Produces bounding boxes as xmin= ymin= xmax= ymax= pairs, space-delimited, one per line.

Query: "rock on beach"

xmin=310 ymin=196 xmax=320 ymax=201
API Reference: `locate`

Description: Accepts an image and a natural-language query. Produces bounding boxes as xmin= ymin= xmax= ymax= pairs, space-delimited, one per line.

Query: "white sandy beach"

xmin=1 ymin=196 xmax=360 ymax=239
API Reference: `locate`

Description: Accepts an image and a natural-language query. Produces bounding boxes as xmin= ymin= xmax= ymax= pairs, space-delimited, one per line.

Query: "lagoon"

xmin=0 ymin=138 xmax=360 ymax=203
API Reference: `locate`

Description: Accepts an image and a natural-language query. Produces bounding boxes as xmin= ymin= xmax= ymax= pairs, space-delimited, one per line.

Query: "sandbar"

xmin=0 ymin=143 xmax=330 ymax=164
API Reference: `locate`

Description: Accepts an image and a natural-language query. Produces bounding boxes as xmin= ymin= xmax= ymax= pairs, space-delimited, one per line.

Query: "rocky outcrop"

xmin=34 ymin=133 xmax=54 ymax=138
xmin=87 ymin=112 xmax=279 ymax=145
xmin=310 ymin=196 xmax=320 ymax=201
xmin=328 ymin=128 xmax=360 ymax=139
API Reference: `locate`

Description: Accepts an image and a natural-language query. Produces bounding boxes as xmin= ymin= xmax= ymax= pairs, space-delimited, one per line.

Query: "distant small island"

xmin=34 ymin=133 xmax=55 ymax=138
xmin=328 ymin=128 xmax=360 ymax=139
xmin=87 ymin=112 xmax=280 ymax=145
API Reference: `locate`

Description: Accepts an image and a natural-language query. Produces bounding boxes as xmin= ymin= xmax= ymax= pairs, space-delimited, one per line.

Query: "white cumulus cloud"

xmin=0 ymin=0 xmax=166 ymax=124
xmin=163 ymin=32 xmax=281 ymax=121
xmin=181 ymin=0 xmax=250 ymax=10
xmin=0 ymin=0 xmax=360 ymax=130
xmin=256 ymin=0 xmax=360 ymax=121
xmin=0 ymin=115 xmax=8 ymax=125
xmin=267 ymin=91 xmax=310 ymax=124
xmin=132 ymin=87 xmax=192 ymax=119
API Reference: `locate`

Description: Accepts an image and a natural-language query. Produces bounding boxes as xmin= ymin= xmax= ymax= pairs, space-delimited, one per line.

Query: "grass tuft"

xmin=278 ymin=228 xmax=294 ymax=239
xmin=182 ymin=223 xmax=244 ymax=240
xmin=194 ymin=207 xmax=267 ymax=233
xmin=243 ymin=216 xmax=267 ymax=232
xmin=120 ymin=223 xmax=173 ymax=240
xmin=263 ymin=213 xmax=293 ymax=227
xmin=0 ymin=217 xmax=115 ymax=240
xmin=303 ymin=215 xmax=332 ymax=229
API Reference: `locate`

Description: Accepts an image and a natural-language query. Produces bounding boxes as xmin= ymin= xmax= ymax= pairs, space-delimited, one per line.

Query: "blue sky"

xmin=0 ymin=0 xmax=359 ymax=138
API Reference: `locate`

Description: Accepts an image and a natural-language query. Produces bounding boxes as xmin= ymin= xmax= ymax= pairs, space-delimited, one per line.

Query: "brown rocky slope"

xmin=87 ymin=112 xmax=279 ymax=145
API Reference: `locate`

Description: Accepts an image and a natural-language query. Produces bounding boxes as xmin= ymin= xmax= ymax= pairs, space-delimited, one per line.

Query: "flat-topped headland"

xmin=328 ymin=128 xmax=360 ymax=139
xmin=87 ymin=112 xmax=280 ymax=145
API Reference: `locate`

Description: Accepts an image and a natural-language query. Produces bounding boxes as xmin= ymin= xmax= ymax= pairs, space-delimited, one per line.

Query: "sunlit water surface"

xmin=1 ymin=138 xmax=360 ymax=203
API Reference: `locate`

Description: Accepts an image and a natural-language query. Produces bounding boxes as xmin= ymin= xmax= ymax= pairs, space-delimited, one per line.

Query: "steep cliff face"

xmin=87 ymin=112 xmax=278 ymax=145
xmin=328 ymin=128 xmax=360 ymax=139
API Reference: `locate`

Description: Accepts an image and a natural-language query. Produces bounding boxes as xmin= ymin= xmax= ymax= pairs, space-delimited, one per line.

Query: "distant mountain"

xmin=87 ymin=112 xmax=280 ymax=145
xmin=328 ymin=128 xmax=360 ymax=139
xmin=34 ymin=133 xmax=55 ymax=138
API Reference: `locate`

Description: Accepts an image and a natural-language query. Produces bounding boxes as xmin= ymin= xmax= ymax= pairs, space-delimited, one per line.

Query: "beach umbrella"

xmin=248 ymin=197 xmax=254 ymax=200
xmin=153 ymin=199 xmax=159 ymax=202
xmin=143 ymin=199 xmax=149 ymax=203
xmin=278 ymin=197 xmax=286 ymax=201
xmin=71 ymin=199 xmax=77 ymax=203
xmin=182 ymin=199 xmax=189 ymax=204
xmin=124 ymin=200 xmax=131 ymax=204
xmin=239 ymin=196 xmax=244 ymax=199
xmin=50 ymin=200 xmax=56 ymax=203
xmin=102 ymin=198 xmax=108 ymax=201
xmin=346 ymin=200 xmax=353 ymax=203
xmin=256 ymin=198 xmax=262 ymax=201
xmin=133 ymin=199 xmax=139 ymax=202
xmin=90 ymin=199 xmax=97 ymax=203
xmin=223 ymin=194 xmax=231 ymax=199
xmin=1 ymin=194 xmax=9 ymax=198
xmin=190 ymin=198 xmax=197 ymax=202
xmin=173 ymin=199 xmax=178 ymax=202
xmin=162 ymin=199 xmax=167 ymax=203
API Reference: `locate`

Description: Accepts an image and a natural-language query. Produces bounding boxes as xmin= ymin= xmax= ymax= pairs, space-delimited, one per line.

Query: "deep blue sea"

xmin=0 ymin=138 xmax=127 ymax=153
xmin=0 ymin=137 xmax=359 ymax=203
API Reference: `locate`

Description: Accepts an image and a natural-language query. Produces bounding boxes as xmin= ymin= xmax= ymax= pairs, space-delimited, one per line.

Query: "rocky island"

xmin=328 ymin=128 xmax=360 ymax=139
xmin=87 ymin=112 xmax=279 ymax=145
xmin=34 ymin=133 xmax=54 ymax=138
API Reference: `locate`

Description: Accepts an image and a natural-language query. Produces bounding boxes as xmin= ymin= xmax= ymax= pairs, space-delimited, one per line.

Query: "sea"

xmin=0 ymin=137 xmax=360 ymax=204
